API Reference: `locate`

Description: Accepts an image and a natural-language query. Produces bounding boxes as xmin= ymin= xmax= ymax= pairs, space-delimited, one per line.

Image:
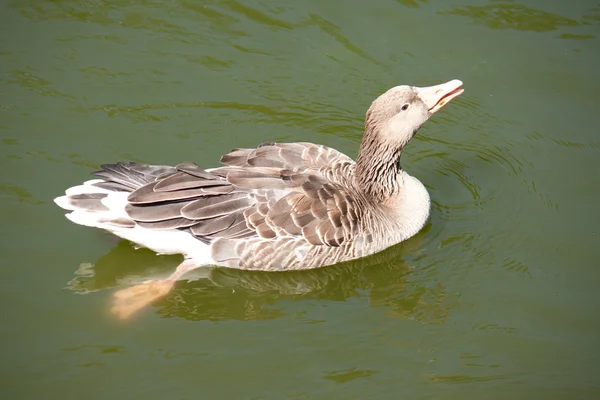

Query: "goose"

xmin=55 ymin=79 xmax=464 ymax=318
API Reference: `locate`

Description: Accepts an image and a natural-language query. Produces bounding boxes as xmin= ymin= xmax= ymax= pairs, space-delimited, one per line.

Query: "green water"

xmin=1 ymin=0 xmax=599 ymax=398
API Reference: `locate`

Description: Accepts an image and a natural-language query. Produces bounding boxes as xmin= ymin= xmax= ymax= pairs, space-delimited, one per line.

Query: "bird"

xmin=55 ymin=79 xmax=464 ymax=318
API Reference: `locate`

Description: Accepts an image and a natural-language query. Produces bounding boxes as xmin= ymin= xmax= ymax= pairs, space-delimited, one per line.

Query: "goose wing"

xmin=122 ymin=142 xmax=361 ymax=248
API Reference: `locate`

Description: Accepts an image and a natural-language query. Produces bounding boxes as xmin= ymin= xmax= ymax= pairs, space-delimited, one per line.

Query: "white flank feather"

xmin=54 ymin=179 xmax=216 ymax=267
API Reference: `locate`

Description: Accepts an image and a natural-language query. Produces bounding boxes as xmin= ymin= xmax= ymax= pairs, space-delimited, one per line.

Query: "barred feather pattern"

xmin=76 ymin=141 xmax=426 ymax=271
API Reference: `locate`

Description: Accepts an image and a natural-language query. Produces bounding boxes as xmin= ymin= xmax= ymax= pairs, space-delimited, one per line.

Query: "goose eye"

xmin=401 ymin=104 xmax=409 ymax=111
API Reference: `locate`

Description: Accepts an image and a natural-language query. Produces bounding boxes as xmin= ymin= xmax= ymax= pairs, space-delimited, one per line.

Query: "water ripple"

xmin=80 ymin=100 xmax=362 ymax=138
xmin=218 ymin=0 xmax=295 ymax=30
xmin=442 ymin=3 xmax=580 ymax=32
xmin=16 ymin=0 xmax=200 ymax=43
xmin=7 ymin=68 xmax=75 ymax=102
xmin=301 ymin=13 xmax=382 ymax=66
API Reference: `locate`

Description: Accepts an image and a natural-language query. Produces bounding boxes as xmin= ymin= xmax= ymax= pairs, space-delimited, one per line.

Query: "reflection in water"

xmin=189 ymin=55 xmax=235 ymax=71
xmin=322 ymin=367 xmax=379 ymax=383
xmin=17 ymin=0 xmax=197 ymax=42
xmin=582 ymin=7 xmax=600 ymax=25
xmin=0 ymin=183 xmax=44 ymax=205
xmin=396 ymin=0 xmax=428 ymax=8
xmin=178 ymin=1 xmax=248 ymax=38
xmin=559 ymin=33 xmax=595 ymax=40
xmin=425 ymin=373 xmax=517 ymax=384
xmin=8 ymin=68 xmax=75 ymax=101
xmin=443 ymin=3 xmax=579 ymax=32
xmin=501 ymin=256 xmax=531 ymax=278
xmin=14 ymin=0 xmax=381 ymax=73
xmin=81 ymin=100 xmax=362 ymax=139
xmin=66 ymin=225 xmax=449 ymax=323
xmin=219 ymin=0 xmax=294 ymax=30
xmin=303 ymin=13 xmax=381 ymax=65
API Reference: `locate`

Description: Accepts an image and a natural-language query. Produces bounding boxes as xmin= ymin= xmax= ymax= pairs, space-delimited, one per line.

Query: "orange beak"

xmin=414 ymin=79 xmax=464 ymax=114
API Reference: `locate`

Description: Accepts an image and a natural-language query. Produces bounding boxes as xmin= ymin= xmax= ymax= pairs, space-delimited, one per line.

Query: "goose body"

xmin=55 ymin=79 xmax=463 ymax=318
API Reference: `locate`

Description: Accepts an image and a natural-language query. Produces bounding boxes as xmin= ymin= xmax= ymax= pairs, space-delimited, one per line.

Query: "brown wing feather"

xmin=220 ymin=142 xmax=353 ymax=171
xmin=122 ymin=142 xmax=360 ymax=251
xmin=154 ymin=172 xmax=224 ymax=192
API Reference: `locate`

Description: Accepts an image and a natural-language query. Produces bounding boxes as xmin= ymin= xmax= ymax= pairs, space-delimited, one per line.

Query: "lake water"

xmin=1 ymin=0 xmax=599 ymax=398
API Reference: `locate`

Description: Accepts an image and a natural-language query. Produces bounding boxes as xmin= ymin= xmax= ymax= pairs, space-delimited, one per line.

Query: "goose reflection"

xmin=66 ymin=223 xmax=449 ymax=323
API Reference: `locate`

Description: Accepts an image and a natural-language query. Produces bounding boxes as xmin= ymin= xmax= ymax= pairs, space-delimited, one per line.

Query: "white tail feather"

xmin=55 ymin=179 xmax=216 ymax=266
xmin=53 ymin=195 xmax=76 ymax=211
xmin=65 ymin=180 xmax=111 ymax=196
xmin=100 ymin=192 xmax=130 ymax=219
xmin=65 ymin=210 xmax=116 ymax=229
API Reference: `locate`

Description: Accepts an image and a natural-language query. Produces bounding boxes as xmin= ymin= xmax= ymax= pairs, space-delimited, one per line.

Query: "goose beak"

xmin=415 ymin=79 xmax=464 ymax=114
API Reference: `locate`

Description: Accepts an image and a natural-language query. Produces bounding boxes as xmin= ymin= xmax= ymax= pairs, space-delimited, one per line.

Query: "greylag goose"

xmin=55 ymin=79 xmax=463 ymax=318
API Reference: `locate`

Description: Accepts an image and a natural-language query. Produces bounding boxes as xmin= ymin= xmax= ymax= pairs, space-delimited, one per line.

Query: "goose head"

xmin=356 ymin=79 xmax=464 ymax=200
xmin=364 ymin=79 xmax=464 ymax=148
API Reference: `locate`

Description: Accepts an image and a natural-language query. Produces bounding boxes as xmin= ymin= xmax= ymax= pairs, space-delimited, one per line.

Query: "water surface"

xmin=1 ymin=0 xmax=599 ymax=398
